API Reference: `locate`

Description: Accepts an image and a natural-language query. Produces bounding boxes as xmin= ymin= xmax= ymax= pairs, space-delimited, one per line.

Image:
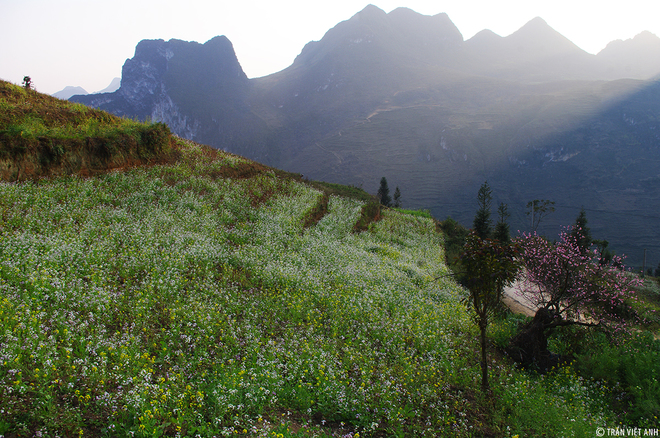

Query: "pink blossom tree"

xmin=508 ymin=227 xmax=642 ymax=369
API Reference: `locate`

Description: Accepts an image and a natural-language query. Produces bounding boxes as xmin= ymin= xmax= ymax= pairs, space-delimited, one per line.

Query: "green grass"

xmin=0 ymin=80 xmax=175 ymax=180
xmin=393 ymin=209 xmax=434 ymax=220
xmin=632 ymin=277 xmax=660 ymax=332
xmin=0 ymin=139 xmax=636 ymax=437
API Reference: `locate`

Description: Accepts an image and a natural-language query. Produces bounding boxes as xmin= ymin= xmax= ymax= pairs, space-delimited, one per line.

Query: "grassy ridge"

xmin=0 ymin=80 xmax=175 ymax=180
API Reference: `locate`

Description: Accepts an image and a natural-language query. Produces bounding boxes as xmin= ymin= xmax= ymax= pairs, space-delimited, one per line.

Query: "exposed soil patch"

xmin=353 ymin=201 xmax=382 ymax=232
xmin=302 ymin=193 xmax=330 ymax=229
xmin=502 ymin=283 xmax=537 ymax=318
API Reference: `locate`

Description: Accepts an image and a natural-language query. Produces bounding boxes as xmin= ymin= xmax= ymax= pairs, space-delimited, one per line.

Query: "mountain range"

xmin=70 ymin=5 xmax=660 ymax=267
xmin=53 ymin=77 xmax=120 ymax=100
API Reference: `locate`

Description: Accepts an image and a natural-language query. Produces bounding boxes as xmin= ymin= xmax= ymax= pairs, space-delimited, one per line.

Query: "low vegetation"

xmin=0 ymin=80 xmax=176 ymax=180
xmin=0 ymin=83 xmax=657 ymax=437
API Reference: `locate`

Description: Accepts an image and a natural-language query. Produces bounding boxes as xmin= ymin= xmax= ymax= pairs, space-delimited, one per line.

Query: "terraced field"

xmin=0 ymin=140 xmax=620 ymax=437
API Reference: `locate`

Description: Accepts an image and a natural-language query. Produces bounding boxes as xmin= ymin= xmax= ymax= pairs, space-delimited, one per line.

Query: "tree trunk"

xmin=506 ymin=308 xmax=561 ymax=370
xmin=480 ymin=323 xmax=489 ymax=391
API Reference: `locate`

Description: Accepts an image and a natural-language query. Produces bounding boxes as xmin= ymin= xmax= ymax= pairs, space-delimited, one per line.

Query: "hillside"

xmin=69 ymin=6 xmax=660 ymax=267
xmin=2 ymin=80 xmax=659 ymax=436
xmin=0 ymin=80 xmax=176 ymax=180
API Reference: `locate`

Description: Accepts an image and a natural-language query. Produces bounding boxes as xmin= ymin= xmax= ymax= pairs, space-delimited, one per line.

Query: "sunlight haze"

xmin=1 ymin=0 xmax=658 ymax=94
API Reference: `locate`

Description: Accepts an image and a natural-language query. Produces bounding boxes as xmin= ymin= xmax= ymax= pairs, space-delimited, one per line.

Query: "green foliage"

xmin=0 ymin=140 xmax=628 ymax=436
xmin=550 ymin=327 xmax=660 ymax=426
xmin=22 ymin=76 xmax=32 ymax=90
xmin=395 ymin=208 xmax=432 ymax=219
xmin=377 ymin=176 xmax=391 ymax=207
xmin=526 ymin=199 xmax=555 ymax=232
xmin=488 ymin=313 xmax=530 ymax=349
xmin=569 ymin=208 xmax=592 ymax=253
xmin=0 ymin=79 xmax=174 ymax=180
xmin=438 ymin=216 xmax=469 ymax=272
xmin=352 ymin=200 xmax=382 ymax=232
xmin=307 ymin=180 xmax=375 ymax=204
xmin=472 ymin=181 xmax=492 ymax=239
xmin=493 ymin=202 xmax=511 ymax=243
xmin=393 ymin=186 xmax=401 ymax=208
xmin=460 ymin=233 xmax=520 ymax=390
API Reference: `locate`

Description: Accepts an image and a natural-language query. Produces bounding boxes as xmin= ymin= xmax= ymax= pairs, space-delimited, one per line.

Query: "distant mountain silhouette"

xmin=464 ymin=17 xmax=595 ymax=81
xmin=52 ymin=86 xmax=87 ymax=100
xmin=596 ymin=31 xmax=660 ymax=80
xmin=56 ymin=78 xmax=120 ymax=100
xmin=71 ymin=5 xmax=660 ymax=266
xmin=95 ymin=77 xmax=120 ymax=94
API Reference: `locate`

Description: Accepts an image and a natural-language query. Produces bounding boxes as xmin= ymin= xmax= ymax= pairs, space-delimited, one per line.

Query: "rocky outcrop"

xmin=71 ymin=36 xmax=251 ymax=146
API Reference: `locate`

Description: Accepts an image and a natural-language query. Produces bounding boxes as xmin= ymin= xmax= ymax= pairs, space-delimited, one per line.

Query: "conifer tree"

xmin=494 ymin=202 xmax=511 ymax=242
xmin=393 ymin=186 xmax=402 ymax=208
xmin=377 ymin=177 xmax=391 ymax=207
xmin=472 ymin=181 xmax=492 ymax=239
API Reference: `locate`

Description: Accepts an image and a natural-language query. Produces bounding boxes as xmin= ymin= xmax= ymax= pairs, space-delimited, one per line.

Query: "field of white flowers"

xmin=0 ymin=141 xmax=614 ymax=437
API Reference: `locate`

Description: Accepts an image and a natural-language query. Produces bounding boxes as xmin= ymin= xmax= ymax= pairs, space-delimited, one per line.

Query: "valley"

xmin=68 ymin=5 xmax=660 ymax=268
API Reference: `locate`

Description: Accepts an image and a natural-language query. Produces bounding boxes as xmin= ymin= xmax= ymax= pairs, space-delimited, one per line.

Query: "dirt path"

xmin=502 ymin=283 xmax=537 ymax=317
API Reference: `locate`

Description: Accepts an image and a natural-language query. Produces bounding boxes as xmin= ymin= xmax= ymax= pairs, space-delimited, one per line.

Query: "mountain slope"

xmin=96 ymin=76 xmax=121 ymax=94
xmin=69 ymin=5 xmax=660 ymax=266
xmin=71 ymin=36 xmax=273 ymax=159
xmin=596 ymin=31 xmax=660 ymax=80
xmin=1 ymin=67 xmax=656 ymax=436
xmin=464 ymin=17 xmax=595 ymax=81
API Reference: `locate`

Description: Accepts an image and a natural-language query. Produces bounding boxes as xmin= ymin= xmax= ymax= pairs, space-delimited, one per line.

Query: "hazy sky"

xmin=1 ymin=0 xmax=658 ymax=95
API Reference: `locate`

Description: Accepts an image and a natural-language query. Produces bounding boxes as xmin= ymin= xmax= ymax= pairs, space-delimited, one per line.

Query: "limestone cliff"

xmin=71 ymin=36 xmax=262 ymax=149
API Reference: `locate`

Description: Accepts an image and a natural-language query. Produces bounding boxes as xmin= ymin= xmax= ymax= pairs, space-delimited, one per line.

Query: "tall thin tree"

xmin=473 ymin=181 xmax=493 ymax=239
xmin=494 ymin=202 xmax=511 ymax=242
xmin=377 ymin=177 xmax=392 ymax=207
xmin=461 ymin=234 xmax=520 ymax=390
xmin=393 ymin=186 xmax=402 ymax=208
xmin=526 ymin=199 xmax=555 ymax=232
xmin=569 ymin=208 xmax=592 ymax=254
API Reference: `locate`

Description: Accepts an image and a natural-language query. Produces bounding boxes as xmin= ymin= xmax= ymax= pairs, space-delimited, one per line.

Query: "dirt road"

xmin=502 ymin=284 xmax=537 ymax=317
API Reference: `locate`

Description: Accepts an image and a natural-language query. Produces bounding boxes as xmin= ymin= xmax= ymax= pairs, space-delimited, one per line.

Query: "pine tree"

xmin=377 ymin=177 xmax=391 ymax=207
xmin=472 ymin=181 xmax=492 ymax=239
xmin=393 ymin=186 xmax=402 ymax=208
xmin=493 ymin=202 xmax=511 ymax=242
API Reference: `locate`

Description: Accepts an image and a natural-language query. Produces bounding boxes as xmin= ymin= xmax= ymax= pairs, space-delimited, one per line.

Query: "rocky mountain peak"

xmin=52 ymin=86 xmax=88 ymax=100
xmin=505 ymin=16 xmax=586 ymax=57
xmin=350 ymin=4 xmax=388 ymax=23
xmin=596 ymin=30 xmax=660 ymax=79
xmin=388 ymin=7 xmax=463 ymax=43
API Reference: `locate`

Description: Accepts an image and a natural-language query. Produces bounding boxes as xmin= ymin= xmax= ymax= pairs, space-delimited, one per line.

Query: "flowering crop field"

xmin=0 ymin=141 xmax=614 ymax=437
